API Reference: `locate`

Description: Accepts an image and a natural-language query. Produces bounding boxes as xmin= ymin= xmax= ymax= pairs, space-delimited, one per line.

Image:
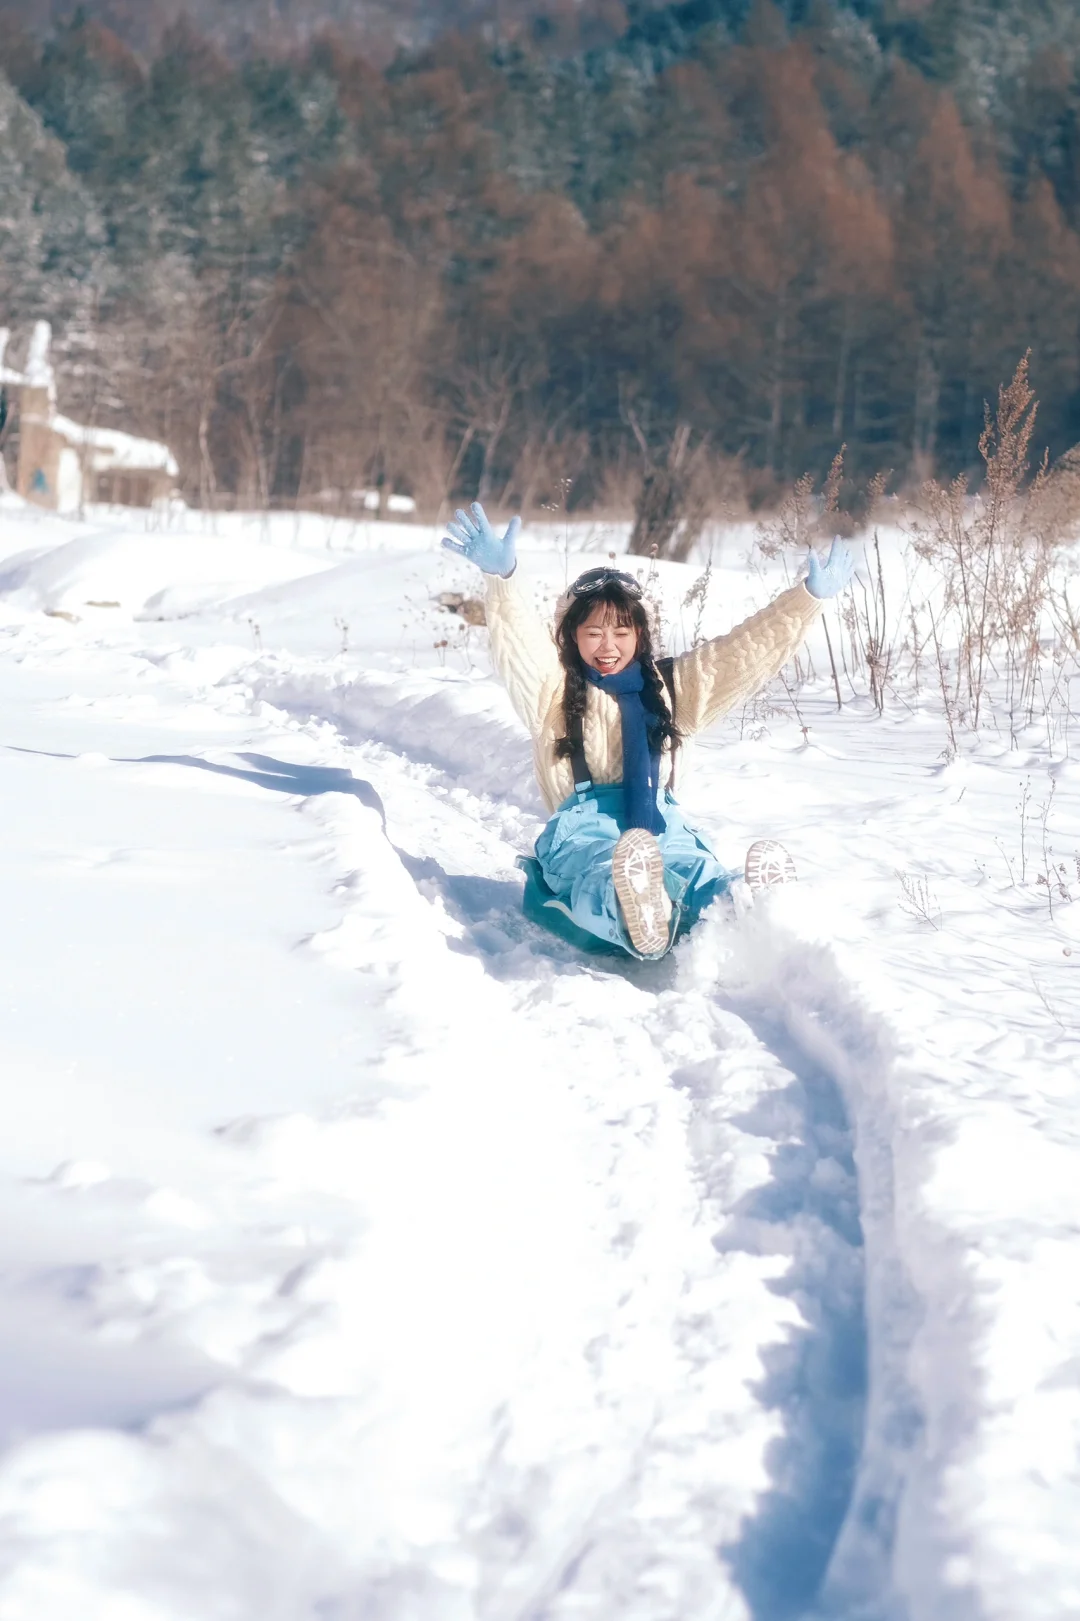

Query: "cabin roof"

xmin=51 ymin=414 xmax=180 ymax=478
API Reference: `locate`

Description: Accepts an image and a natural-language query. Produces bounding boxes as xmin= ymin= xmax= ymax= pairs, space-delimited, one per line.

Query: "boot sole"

xmin=612 ymin=828 xmax=670 ymax=956
xmin=744 ymin=839 xmax=797 ymax=892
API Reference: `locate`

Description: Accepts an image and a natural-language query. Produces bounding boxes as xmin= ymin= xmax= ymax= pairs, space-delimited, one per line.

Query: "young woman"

xmin=443 ymin=503 xmax=853 ymax=959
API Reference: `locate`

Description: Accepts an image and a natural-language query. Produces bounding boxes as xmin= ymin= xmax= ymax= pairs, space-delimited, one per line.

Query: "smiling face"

xmin=573 ymin=601 xmax=639 ymax=676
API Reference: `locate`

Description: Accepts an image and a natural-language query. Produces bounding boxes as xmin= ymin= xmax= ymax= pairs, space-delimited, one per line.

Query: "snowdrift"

xmin=0 ymin=528 xmax=336 ymax=617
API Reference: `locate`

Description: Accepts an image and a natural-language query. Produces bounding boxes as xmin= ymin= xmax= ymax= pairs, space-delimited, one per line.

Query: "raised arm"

xmin=484 ymin=571 xmax=562 ymax=737
xmin=672 ymin=583 xmax=823 ymax=735
xmin=673 ymin=540 xmax=854 ymax=734
xmin=442 ymin=502 xmax=561 ymax=738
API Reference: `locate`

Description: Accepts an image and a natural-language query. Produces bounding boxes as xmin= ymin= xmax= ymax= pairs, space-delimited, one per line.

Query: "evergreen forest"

xmin=4 ymin=0 xmax=1080 ymax=525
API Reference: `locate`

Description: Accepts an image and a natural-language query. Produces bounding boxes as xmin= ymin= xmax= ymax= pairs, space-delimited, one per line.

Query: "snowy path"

xmin=305 ymin=717 xmax=871 ymax=1620
xmin=0 ymin=515 xmax=1078 ymax=1618
xmin=0 ymin=619 xmax=876 ymax=1620
xmin=238 ymin=664 xmax=880 ymax=1617
xmin=244 ymin=647 xmax=1080 ymax=1620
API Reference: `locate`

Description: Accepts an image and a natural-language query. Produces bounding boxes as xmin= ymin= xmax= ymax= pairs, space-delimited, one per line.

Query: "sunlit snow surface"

xmin=0 ymin=497 xmax=1076 ymax=1620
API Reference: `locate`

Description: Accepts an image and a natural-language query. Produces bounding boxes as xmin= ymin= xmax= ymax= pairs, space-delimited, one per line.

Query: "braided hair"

xmin=553 ymin=581 xmax=680 ymax=760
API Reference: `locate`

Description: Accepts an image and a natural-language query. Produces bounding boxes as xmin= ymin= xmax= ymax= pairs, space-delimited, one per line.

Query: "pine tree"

xmin=0 ymin=71 xmax=105 ymax=345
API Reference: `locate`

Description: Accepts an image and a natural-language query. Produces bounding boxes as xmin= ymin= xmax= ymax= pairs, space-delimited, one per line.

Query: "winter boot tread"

xmin=744 ymin=839 xmax=797 ymax=892
xmin=612 ymin=828 xmax=671 ymax=957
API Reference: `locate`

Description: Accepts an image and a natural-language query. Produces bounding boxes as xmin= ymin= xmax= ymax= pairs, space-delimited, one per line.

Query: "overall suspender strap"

xmin=568 ymin=708 xmax=592 ymax=801
xmin=569 ymin=660 xmax=678 ymax=804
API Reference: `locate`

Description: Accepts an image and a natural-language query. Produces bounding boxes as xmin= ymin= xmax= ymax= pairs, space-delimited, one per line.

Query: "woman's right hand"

xmin=441 ymin=503 xmax=520 ymax=577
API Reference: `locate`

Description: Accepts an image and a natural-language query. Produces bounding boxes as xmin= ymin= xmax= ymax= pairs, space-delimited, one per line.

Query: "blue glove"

xmin=441 ymin=503 xmax=520 ymax=577
xmin=805 ymin=536 xmax=855 ymax=599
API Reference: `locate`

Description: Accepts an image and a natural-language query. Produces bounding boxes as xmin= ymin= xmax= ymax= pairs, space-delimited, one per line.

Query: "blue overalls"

xmin=519 ymin=780 xmax=735 ymax=959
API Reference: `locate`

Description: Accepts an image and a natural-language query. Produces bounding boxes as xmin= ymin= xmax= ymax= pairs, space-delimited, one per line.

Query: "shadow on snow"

xmin=713 ymin=1001 xmax=867 ymax=1620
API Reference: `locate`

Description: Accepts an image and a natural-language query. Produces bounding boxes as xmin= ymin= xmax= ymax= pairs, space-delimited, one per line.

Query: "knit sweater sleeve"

xmin=484 ymin=569 xmax=562 ymax=740
xmin=672 ymin=583 xmax=823 ymax=736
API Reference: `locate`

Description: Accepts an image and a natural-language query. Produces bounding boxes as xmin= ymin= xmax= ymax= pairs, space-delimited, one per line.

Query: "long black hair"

xmin=553 ymin=580 xmax=680 ymax=759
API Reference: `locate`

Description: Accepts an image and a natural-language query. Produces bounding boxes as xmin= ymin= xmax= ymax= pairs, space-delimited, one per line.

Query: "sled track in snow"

xmin=252 ymin=674 xmax=913 ymax=1618
xmin=713 ymin=998 xmax=866 ymax=1618
xmin=403 ymin=790 xmax=874 ymax=1618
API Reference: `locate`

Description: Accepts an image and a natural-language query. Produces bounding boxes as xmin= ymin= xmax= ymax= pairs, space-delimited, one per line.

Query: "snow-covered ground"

xmin=0 ymin=497 xmax=1076 ymax=1620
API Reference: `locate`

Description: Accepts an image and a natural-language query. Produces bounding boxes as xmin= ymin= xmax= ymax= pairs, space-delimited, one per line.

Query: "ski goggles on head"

xmin=569 ymin=567 xmax=643 ymax=599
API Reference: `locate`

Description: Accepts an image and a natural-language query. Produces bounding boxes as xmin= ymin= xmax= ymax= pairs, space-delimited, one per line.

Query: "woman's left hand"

xmin=805 ymin=537 xmax=855 ymax=599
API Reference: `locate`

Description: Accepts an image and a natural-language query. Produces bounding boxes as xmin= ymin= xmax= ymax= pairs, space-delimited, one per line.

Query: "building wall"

xmin=14 ymin=386 xmax=177 ymax=511
xmin=16 ymin=387 xmax=63 ymax=509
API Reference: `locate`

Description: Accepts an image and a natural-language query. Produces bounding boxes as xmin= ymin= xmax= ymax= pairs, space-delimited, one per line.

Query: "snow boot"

xmin=612 ymin=828 xmax=671 ymax=957
xmin=744 ymin=839 xmax=797 ymax=892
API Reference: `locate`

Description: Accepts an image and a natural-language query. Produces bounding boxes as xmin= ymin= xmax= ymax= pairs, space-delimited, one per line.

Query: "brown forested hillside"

xmin=2 ymin=0 xmax=1080 ymax=529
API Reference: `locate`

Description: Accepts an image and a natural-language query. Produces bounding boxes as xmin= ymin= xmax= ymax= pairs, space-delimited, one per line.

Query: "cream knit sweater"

xmin=485 ymin=570 xmax=824 ymax=813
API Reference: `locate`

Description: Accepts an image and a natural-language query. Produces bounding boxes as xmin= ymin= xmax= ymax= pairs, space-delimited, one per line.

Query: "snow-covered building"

xmin=1 ymin=323 xmax=179 ymax=512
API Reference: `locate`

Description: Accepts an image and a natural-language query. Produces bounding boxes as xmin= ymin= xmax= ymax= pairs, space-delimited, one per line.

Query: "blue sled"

xmin=517 ymin=855 xmax=623 ymax=956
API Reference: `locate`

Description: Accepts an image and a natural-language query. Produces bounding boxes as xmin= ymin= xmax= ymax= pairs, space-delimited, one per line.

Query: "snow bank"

xmin=0 ymin=529 xmax=336 ymax=616
xmin=250 ymin=662 xmax=543 ymax=813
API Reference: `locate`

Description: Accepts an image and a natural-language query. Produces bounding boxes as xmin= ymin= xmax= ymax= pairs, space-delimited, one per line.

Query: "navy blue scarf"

xmin=584 ymin=660 xmax=666 ymax=834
